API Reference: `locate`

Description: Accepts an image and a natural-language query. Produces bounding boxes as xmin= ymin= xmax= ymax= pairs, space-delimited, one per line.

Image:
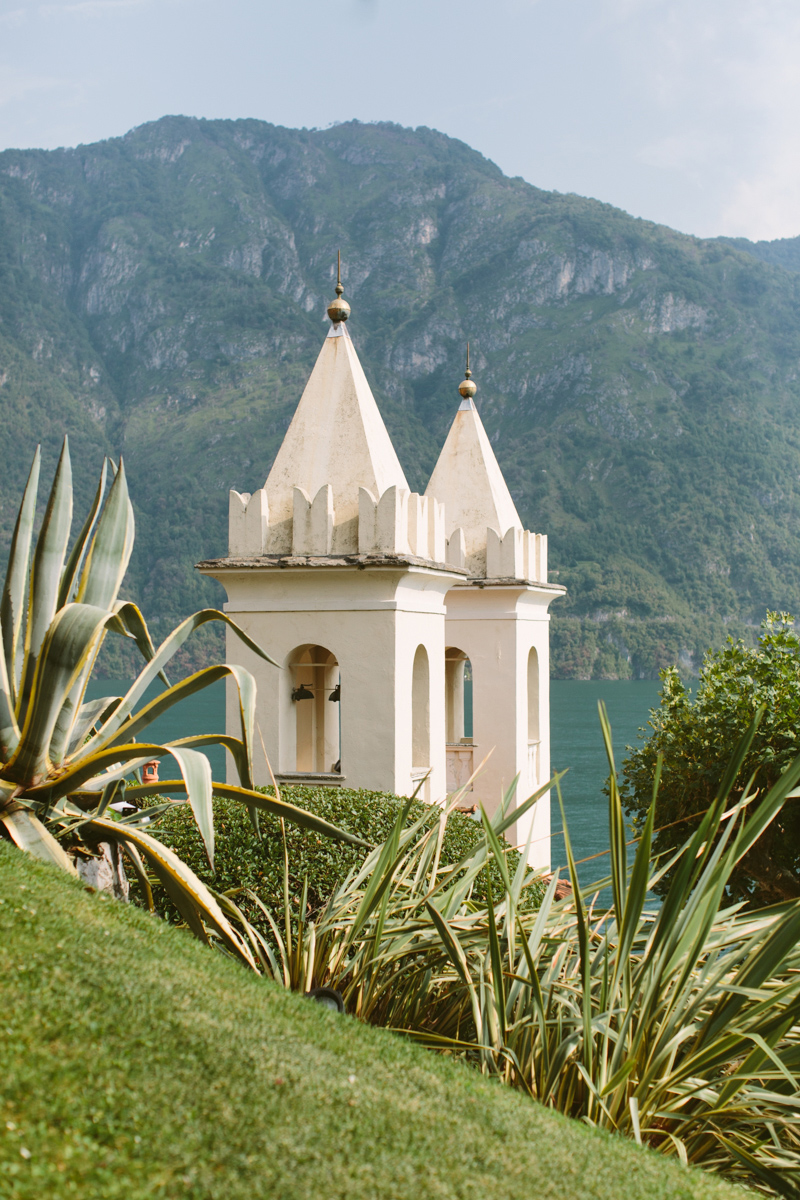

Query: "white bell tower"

xmin=199 ymin=263 xmax=464 ymax=800
xmin=426 ymin=350 xmax=565 ymax=868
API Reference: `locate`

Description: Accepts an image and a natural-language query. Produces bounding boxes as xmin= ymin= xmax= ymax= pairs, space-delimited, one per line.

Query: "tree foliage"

xmin=621 ymin=612 xmax=800 ymax=904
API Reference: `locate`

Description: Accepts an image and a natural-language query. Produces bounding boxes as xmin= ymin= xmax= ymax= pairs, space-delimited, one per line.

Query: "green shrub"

xmin=141 ymin=786 xmax=543 ymax=933
xmin=620 ymin=611 xmax=800 ymax=906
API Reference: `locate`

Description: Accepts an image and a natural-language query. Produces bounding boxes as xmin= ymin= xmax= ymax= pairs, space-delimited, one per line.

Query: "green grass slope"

xmin=4 ymin=117 xmax=800 ymax=676
xmin=0 ymin=844 xmax=744 ymax=1200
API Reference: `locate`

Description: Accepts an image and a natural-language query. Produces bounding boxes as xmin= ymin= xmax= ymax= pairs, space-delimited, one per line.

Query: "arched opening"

xmin=288 ymin=645 xmax=341 ymax=775
xmin=527 ymin=647 xmax=540 ymax=786
xmin=445 ymin=647 xmax=475 ymax=793
xmin=411 ymin=644 xmax=430 ymax=771
xmin=445 ymin=647 xmax=473 ymax=742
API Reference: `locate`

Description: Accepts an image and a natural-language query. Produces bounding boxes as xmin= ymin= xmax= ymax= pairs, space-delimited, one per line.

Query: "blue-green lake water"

xmin=550 ymin=680 xmax=659 ymax=887
xmin=87 ymin=678 xmax=660 ymax=882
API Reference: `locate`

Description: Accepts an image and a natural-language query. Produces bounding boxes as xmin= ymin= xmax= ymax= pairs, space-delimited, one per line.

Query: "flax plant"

xmin=0 ymin=442 xmax=366 ymax=968
xmin=222 ymin=712 xmax=800 ymax=1194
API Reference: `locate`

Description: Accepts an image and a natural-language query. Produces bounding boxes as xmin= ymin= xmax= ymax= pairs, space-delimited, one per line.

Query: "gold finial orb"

xmin=327 ymin=249 xmax=350 ymax=323
xmin=458 ymin=341 xmax=476 ymax=399
xmin=327 ymin=294 xmax=350 ymax=323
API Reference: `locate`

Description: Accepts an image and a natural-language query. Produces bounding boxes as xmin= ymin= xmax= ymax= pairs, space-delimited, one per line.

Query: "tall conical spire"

xmin=425 ymin=348 xmax=521 ymax=574
xmin=265 ymin=256 xmax=408 ymax=551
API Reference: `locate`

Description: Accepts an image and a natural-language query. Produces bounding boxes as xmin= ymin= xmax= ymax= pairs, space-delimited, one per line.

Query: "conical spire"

xmin=265 ymin=259 xmax=408 ymax=550
xmin=425 ymin=349 xmax=521 ymax=574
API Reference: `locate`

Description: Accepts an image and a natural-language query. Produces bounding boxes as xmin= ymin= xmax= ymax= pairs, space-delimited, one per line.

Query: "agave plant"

xmin=220 ymin=712 xmax=800 ymax=1193
xmin=0 ymin=440 xmax=366 ymax=968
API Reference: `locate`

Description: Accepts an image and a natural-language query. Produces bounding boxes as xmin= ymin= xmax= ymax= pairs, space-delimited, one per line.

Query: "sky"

xmin=0 ymin=0 xmax=798 ymax=241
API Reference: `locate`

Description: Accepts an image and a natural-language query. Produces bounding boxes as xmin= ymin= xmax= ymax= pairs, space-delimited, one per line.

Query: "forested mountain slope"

xmin=722 ymin=234 xmax=800 ymax=274
xmin=2 ymin=116 xmax=800 ymax=677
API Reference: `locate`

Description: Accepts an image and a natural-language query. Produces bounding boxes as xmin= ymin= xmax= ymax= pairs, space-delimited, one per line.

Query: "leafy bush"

xmin=142 ymin=786 xmax=543 ymax=932
xmin=621 ymin=611 xmax=800 ymax=905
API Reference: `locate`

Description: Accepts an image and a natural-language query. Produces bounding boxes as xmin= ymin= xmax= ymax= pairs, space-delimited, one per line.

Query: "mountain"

xmin=2 ymin=115 xmax=800 ymax=678
xmin=720 ymin=235 xmax=800 ymax=274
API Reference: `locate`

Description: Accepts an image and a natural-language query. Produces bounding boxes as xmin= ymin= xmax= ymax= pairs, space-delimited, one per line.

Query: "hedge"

xmin=139 ymin=786 xmax=544 ymax=934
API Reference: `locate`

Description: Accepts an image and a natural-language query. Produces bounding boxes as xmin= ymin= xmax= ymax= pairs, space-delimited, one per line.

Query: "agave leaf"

xmin=64 ymin=696 xmax=121 ymax=758
xmin=58 ymin=457 xmax=108 ymax=609
xmin=0 ymin=807 xmax=78 ymax=874
xmin=18 ymin=439 xmax=73 ymax=715
xmin=40 ymin=739 xmax=215 ymax=864
xmin=1 ymin=446 xmax=40 ymax=701
xmin=0 ymin=648 xmax=20 ymax=763
xmin=96 ymin=662 xmax=258 ymax=788
xmin=80 ymin=610 xmax=278 ymax=763
xmin=117 ymin=837 xmax=153 ymax=911
xmin=178 ymin=780 xmax=370 ymax=848
xmin=212 ymin=888 xmax=284 ymax=980
xmin=49 ymin=600 xmax=160 ymax=766
xmin=111 ymin=600 xmax=167 ymax=685
xmin=84 ymin=815 xmax=258 ymax=969
xmin=54 ymin=767 xmax=370 ymax=848
xmin=169 ymin=746 xmax=214 ymax=868
xmin=75 ymin=458 xmax=134 ymax=611
xmin=159 ymin=733 xmax=250 ymax=790
xmin=4 ymin=603 xmax=116 ymax=784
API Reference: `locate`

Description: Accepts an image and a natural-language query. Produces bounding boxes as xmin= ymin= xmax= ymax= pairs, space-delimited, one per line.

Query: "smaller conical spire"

xmin=327 ymin=250 xmax=351 ymax=324
xmin=425 ymin=348 xmax=522 ymax=574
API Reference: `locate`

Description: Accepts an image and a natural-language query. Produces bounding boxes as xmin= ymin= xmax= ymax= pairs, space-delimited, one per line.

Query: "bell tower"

xmin=426 ymin=349 xmax=565 ymax=868
xmin=198 ymin=261 xmax=465 ymax=799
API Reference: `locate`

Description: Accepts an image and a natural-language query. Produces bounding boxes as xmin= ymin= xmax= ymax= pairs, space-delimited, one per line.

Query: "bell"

xmin=328 ymin=682 xmax=341 ymax=702
xmin=291 ymin=683 xmax=314 ymax=701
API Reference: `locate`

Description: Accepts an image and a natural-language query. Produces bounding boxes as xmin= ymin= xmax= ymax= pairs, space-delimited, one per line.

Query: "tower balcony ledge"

xmin=196 ymin=553 xmax=470 ymax=576
xmin=455 ymin=576 xmax=567 ymax=596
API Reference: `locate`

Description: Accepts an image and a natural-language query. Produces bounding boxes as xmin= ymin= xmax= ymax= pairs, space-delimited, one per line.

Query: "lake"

xmin=86 ymin=677 xmax=662 ymax=882
xmin=550 ymin=680 xmax=660 ymax=887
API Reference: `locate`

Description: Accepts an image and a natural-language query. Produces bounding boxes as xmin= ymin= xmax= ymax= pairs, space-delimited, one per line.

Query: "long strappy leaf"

xmin=1 ymin=446 xmax=40 ymax=702
xmin=18 ymin=438 xmax=73 ymax=716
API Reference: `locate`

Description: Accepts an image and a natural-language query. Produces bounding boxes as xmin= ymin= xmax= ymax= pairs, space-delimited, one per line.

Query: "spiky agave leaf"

xmin=0 ymin=442 xmax=368 ymax=953
xmin=18 ymin=439 xmax=73 ymax=717
xmin=1 ymin=447 xmax=40 ymax=705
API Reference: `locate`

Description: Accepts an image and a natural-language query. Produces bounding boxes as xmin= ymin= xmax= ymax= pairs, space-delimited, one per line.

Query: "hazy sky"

xmin=1 ymin=0 xmax=798 ymax=241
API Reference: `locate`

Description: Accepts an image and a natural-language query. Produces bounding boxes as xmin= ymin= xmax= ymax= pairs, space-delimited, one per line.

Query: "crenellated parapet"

xmin=486 ymin=526 xmax=547 ymax=581
xmin=229 ymin=488 xmax=269 ymax=556
xmin=228 ymin=482 xmax=449 ymax=563
xmin=444 ymin=524 xmax=548 ymax=582
xmin=293 ymin=485 xmax=334 ymax=555
xmin=357 ymin=486 xmax=446 ymax=559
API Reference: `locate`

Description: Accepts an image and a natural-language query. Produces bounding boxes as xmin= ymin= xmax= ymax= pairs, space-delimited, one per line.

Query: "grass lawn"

xmin=0 ymin=843 xmax=749 ymax=1200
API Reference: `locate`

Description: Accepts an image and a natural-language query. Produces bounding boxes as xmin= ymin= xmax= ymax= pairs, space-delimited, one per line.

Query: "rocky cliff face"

xmin=2 ymin=117 xmax=800 ymax=677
